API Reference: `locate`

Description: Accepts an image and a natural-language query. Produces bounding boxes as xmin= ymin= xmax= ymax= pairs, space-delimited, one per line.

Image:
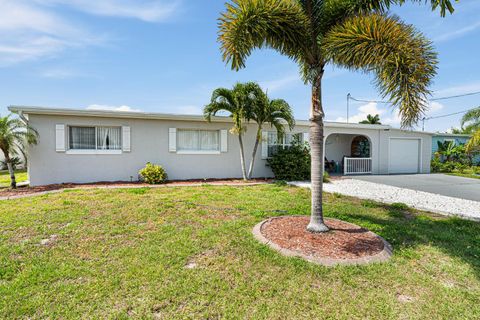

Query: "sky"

xmin=0 ymin=0 xmax=479 ymax=133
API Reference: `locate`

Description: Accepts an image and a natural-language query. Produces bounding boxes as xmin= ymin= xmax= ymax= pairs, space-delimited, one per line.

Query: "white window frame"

xmin=266 ymin=132 xmax=303 ymax=158
xmin=66 ymin=125 xmax=123 ymax=155
xmin=176 ymin=129 xmax=221 ymax=155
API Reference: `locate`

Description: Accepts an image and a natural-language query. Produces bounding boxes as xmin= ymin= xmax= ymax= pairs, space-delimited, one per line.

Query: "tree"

xmin=218 ymin=0 xmax=453 ymax=232
xmin=244 ymin=83 xmax=295 ymax=179
xmin=360 ymin=114 xmax=381 ymax=125
xmin=204 ymin=82 xmax=255 ymax=180
xmin=466 ymin=130 xmax=480 ymax=154
xmin=0 ymin=115 xmax=39 ymax=188
xmin=460 ymin=107 xmax=480 ymax=134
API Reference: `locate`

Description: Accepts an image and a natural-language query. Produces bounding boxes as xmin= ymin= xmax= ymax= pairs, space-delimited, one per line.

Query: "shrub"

xmin=454 ymin=162 xmax=469 ymax=173
xmin=323 ymin=172 xmax=330 ymax=183
xmin=440 ymin=161 xmax=456 ymax=173
xmin=267 ymin=140 xmax=310 ymax=181
xmin=431 ymin=157 xmax=442 ymax=173
xmin=139 ymin=162 xmax=167 ymax=184
xmin=472 ymin=166 xmax=480 ymax=175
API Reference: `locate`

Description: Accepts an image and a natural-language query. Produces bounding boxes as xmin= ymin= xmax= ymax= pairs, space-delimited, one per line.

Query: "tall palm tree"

xmin=204 ymin=82 xmax=255 ymax=180
xmin=461 ymin=107 xmax=480 ymax=134
xmin=243 ymin=83 xmax=295 ymax=179
xmin=360 ymin=114 xmax=381 ymax=125
xmin=218 ymin=0 xmax=453 ymax=232
xmin=0 ymin=115 xmax=39 ymax=188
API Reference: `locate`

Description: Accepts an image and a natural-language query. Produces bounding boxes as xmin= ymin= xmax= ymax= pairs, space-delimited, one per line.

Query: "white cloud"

xmin=433 ymin=82 xmax=480 ymax=97
xmin=33 ymin=0 xmax=180 ymax=22
xmin=334 ymin=102 xmax=401 ymax=126
xmin=433 ymin=20 xmax=480 ymax=43
xmin=428 ymin=101 xmax=444 ymax=113
xmin=0 ymin=0 xmax=105 ymax=65
xmin=176 ymin=105 xmax=203 ymax=115
xmin=86 ymin=104 xmax=142 ymax=112
xmin=259 ymin=74 xmax=301 ymax=93
xmin=0 ymin=0 xmax=179 ymax=66
xmin=40 ymin=67 xmax=85 ymax=79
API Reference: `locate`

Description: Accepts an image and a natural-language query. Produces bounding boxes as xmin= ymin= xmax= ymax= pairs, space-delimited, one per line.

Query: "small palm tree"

xmin=0 ymin=115 xmax=39 ymax=188
xmin=204 ymin=83 xmax=254 ymax=180
xmin=466 ymin=130 xmax=480 ymax=154
xmin=461 ymin=107 xmax=480 ymax=134
xmin=218 ymin=0 xmax=453 ymax=232
xmin=243 ymin=83 xmax=295 ymax=179
xmin=360 ymin=114 xmax=381 ymax=125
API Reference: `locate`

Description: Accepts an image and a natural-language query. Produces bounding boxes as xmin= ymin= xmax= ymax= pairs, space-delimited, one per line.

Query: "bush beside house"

xmin=139 ymin=163 xmax=168 ymax=184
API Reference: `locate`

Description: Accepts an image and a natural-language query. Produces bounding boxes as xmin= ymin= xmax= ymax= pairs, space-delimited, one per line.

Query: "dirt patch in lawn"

xmin=255 ymin=216 xmax=392 ymax=266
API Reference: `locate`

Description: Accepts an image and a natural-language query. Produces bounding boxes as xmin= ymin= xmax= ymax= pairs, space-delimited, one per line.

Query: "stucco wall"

xmin=27 ymin=114 xmax=310 ymax=186
xmin=26 ymin=114 xmax=433 ymax=186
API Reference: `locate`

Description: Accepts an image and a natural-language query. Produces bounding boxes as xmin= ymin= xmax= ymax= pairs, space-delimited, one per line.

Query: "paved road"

xmin=351 ymin=174 xmax=480 ymax=202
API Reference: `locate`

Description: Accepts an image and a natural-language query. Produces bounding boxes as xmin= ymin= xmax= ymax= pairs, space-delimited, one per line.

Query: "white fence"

xmin=344 ymin=157 xmax=372 ymax=175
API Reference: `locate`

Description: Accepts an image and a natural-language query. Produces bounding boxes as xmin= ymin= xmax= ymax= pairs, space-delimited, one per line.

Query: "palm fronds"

xmin=323 ymin=13 xmax=437 ymax=127
xmin=461 ymin=107 xmax=480 ymax=133
xmin=218 ymin=0 xmax=308 ymax=70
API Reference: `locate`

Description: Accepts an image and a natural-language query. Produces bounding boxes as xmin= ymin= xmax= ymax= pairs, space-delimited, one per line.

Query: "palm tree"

xmin=360 ymin=114 xmax=381 ymax=125
xmin=204 ymin=82 xmax=255 ymax=180
xmin=466 ymin=130 xmax=480 ymax=154
xmin=243 ymin=83 xmax=295 ymax=179
xmin=461 ymin=107 xmax=480 ymax=134
xmin=218 ymin=0 xmax=453 ymax=232
xmin=0 ymin=115 xmax=39 ymax=188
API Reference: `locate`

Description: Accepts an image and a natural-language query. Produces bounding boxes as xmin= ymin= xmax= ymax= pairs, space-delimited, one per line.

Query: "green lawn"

xmin=0 ymin=185 xmax=479 ymax=319
xmin=447 ymin=171 xmax=480 ymax=180
xmin=0 ymin=169 xmax=28 ymax=187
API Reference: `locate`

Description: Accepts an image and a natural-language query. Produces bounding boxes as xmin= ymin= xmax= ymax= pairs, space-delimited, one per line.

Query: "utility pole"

xmin=422 ymin=117 xmax=426 ymax=131
xmin=347 ymin=93 xmax=351 ymax=123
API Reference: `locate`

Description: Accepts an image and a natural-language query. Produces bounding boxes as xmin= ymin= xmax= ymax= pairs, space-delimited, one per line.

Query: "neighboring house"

xmin=432 ymin=133 xmax=471 ymax=155
xmin=9 ymin=106 xmax=433 ymax=186
xmin=432 ymin=133 xmax=480 ymax=164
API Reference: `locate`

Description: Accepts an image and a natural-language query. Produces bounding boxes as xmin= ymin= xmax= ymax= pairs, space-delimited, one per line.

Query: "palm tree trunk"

xmin=238 ymin=134 xmax=248 ymax=180
xmin=247 ymin=126 xmax=262 ymax=179
xmin=5 ymin=154 xmax=16 ymax=189
xmin=307 ymin=71 xmax=329 ymax=233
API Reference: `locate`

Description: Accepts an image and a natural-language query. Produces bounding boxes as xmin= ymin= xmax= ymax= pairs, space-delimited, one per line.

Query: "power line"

xmin=423 ymin=108 xmax=473 ymax=121
xmin=348 ymin=90 xmax=480 ymax=104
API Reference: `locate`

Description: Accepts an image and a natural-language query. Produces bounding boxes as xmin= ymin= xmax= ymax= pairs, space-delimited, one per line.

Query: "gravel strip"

xmin=290 ymin=179 xmax=480 ymax=221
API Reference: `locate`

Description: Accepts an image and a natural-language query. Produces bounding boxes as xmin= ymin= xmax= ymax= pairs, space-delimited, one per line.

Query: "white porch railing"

xmin=344 ymin=157 xmax=372 ymax=175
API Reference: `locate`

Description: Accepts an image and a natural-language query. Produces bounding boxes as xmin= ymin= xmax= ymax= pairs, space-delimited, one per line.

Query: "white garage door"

xmin=389 ymin=138 xmax=420 ymax=174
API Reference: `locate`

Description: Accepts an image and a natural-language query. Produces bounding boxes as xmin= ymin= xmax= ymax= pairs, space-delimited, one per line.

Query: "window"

xmin=267 ymin=132 xmax=302 ymax=157
xmin=177 ymin=129 xmax=219 ymax=152
xmin=69 ymin=126 xmax=121 ymax=150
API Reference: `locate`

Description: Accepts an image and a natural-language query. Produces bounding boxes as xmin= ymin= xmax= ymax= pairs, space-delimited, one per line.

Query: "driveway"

xmin=351 ymin=174 xmax=480 ymax=202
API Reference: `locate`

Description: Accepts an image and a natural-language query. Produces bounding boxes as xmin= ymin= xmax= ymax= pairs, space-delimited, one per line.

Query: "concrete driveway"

xmin=351 ymin=174 xmax=480 ymax=202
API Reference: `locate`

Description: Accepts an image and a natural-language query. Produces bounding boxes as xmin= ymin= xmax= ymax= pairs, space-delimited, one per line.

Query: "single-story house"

xmin=9 ymin=106 xmax=433 ymax=186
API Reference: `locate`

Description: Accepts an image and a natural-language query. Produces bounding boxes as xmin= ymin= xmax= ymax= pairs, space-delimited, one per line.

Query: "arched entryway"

xmin=324 ymin=133 xmax=373 ymax=175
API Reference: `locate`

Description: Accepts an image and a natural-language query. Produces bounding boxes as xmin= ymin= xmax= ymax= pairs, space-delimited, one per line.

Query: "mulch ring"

xmin=254 ymin=216 xmax=392 ymax=266
xmin=0 ymin=178 xmax=273 ymax=199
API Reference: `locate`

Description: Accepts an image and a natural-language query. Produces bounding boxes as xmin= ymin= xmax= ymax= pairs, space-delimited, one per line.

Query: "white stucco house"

xmin=9 ymin=106 xmax=433 ymax=186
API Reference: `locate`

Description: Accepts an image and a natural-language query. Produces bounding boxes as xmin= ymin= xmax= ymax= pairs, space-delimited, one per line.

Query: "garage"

xmin=388 ymin=138 xmax=421 ymax=174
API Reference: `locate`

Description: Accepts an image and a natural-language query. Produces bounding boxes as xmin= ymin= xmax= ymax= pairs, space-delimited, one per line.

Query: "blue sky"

xmin=1 ymin=0 xmax=479 ymax=132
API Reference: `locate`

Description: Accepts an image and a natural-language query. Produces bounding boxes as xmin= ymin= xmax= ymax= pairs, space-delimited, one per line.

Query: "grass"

xmin=0 ymin=185 xmax=479 ymax=319
xmin=447 ymin=170 xmax=480 ymax=180
xmin=0 ymin=169 xmax=28 ymax=187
